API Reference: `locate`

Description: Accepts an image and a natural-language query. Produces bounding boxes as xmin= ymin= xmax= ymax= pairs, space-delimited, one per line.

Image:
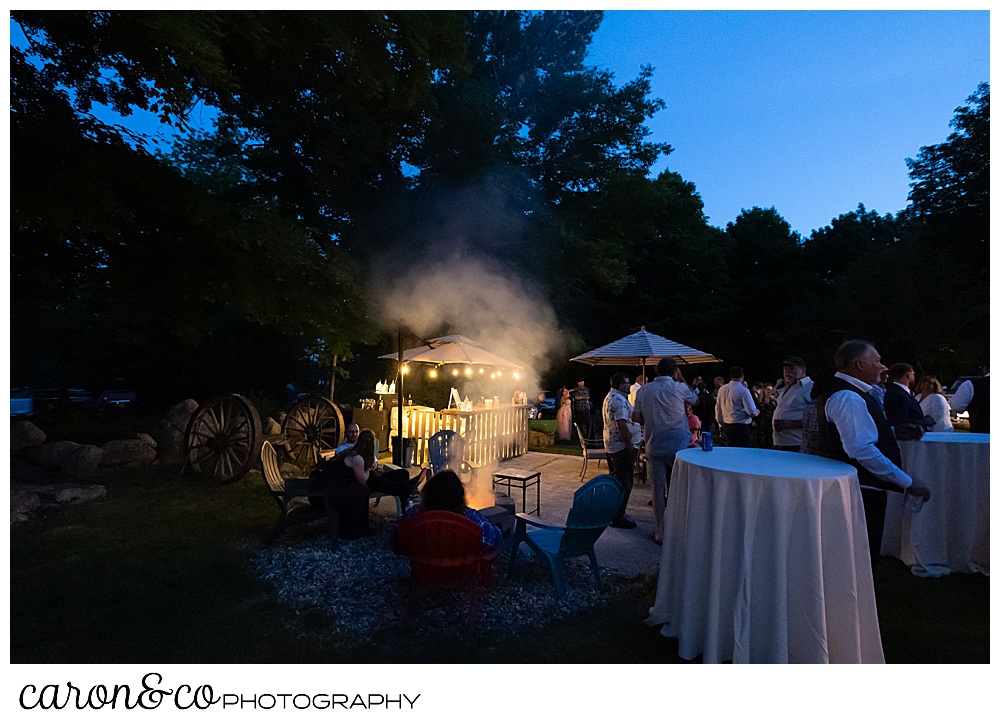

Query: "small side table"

xmin=492 ymin=469 xmax=541 ymax=515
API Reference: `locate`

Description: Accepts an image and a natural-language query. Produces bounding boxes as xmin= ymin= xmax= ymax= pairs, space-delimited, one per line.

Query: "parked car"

xmin=10 ymin=388 xmax=34 ymax=416
xmin=528 ymin=391 xmax=557 ymax=420
xmin=97 ymin=389 xmax=137 ymax=413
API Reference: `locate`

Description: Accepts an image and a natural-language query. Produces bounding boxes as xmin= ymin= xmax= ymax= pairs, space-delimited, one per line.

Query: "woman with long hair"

xmin=754 ymin=384 xmax=777 ymax=449
xmin=916 ymin=376 xmax=953 ymax=432
xmin=556 ymin=387 xmax=573 ymax=442
xmin=311 ymin=429 xmax=427 ymax=539
xmin=398 ymin=470 xmax=502 ymax=551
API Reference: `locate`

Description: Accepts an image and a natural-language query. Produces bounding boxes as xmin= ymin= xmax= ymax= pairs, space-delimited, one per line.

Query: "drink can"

xmin=701 ymin=431 xmax=713 ymax=451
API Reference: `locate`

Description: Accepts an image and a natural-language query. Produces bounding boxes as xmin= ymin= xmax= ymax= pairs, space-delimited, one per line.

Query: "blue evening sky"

xmin=12 ymin=11 xmax=988 ymax=236
xmin=585 ymin=10 xmax=989 ymax=235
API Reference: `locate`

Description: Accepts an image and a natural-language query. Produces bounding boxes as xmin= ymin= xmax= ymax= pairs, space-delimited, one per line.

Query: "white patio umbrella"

xmin=379 ymin=336 xmax=523 ymax=369
xmin=570 ymin=326 xmax=722 ymax=368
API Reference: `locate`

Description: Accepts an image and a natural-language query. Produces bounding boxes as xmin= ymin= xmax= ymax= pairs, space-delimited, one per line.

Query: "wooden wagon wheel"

xmin=183 ymin=394 xmax=262 ymax=482
xmin=282 ymin=396 xmax=344 ymax=468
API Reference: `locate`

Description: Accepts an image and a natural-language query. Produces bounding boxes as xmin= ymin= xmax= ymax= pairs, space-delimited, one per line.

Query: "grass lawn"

xmin=10 ymin=464 xmax=989 ymax=663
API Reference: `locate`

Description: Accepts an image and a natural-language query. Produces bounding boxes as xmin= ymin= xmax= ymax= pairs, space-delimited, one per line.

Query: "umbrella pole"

xmin=397 ymin=327 xmax=405 ymax=467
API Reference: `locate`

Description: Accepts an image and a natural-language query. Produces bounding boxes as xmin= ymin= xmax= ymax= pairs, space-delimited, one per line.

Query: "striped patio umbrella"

xmin=570 ymin=327 xmax=722 ymax=367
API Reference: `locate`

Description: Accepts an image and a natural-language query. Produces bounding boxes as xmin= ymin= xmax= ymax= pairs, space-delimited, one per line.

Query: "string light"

xmin=497 ymin=371 xmax=502 ymax=377
xmin=401 ymin=365 xmax=409 ymax=375
xmin=479 ymin=368 xmax=484 ymax=374
xmin=513 ymin=372 xmax=520 ymax=380
xmin=429 ymin=369 xmax=437 ymax=379
xmin=452 ymin=369 xmax=459 ymax=376
xmin=465 ymin=367 xmax=472 ymax=376
xmin=490 ymin=373 xmax=496 ymax=379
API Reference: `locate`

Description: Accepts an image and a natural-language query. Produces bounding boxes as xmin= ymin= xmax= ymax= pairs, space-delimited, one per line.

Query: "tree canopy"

xmin=9 ymin=11 xmax=989 ymax=406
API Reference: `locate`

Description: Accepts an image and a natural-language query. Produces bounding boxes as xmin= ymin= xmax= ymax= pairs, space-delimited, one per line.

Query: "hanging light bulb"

xmin=490 ymin=373 xmax=496 ymax=379
xmin=452 ymin=369 xmax=459 ymax=376
xmin=401 ymin=364 xmax=409 ymax=375
xmin=429 ymin=369 xmax=437 ymax=379
xmin=497 ymin=371 xmax=502 ymax=377
xmin=465 ymin=367 xmax=472 ymax=376
xmin=479 ymin=368 xmax=484 ymax=374
xmin=513 ymin=372 xmax=520 ymax=380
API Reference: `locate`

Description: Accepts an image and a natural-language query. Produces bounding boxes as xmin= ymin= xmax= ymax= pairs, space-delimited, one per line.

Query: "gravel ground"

xmin=250 ymin=515 xmax=636 ymax=645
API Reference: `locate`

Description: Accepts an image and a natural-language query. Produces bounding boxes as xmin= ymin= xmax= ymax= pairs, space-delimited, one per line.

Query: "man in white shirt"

xmin=603 ymin=373 xmax=641 ymax=529
xmin=816 ymin=340 xmax=931 ymax=572
xmin=772 ymin=356 xmax=813 ymax=452
xmin=715 ymin=367 xmax=759 ymax=447
xmin=628 ymin=375 xmax=646 ymax=407
xmin=949 ymin=363 xmax=990 ymax=433
xmin=633 ymin=358 xmax=698 ymax=545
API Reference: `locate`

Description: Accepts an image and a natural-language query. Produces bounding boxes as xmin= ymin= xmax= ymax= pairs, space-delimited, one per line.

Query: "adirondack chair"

xmin=574 ymin=422 xmax=607 ymax=481
xmin=260 ymin=440 xmax=339 ymax=550
xmin=396 ymin=510 xmax=496 ymax=633
xmin=427 ymin=430 xmax=472 ymax=476
xmin=510 ymin=474 xmax=624 ymax=597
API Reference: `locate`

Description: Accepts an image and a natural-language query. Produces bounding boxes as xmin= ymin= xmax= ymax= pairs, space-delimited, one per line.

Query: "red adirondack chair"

xmin=396 ymin=510 xmax=496 ymax=633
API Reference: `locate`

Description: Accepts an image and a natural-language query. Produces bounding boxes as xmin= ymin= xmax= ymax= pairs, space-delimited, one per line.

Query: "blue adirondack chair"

xmin=427 ymin=430 xmax=471 ymax=476
xmin=510 ymin=474 xmax=624 ymax=596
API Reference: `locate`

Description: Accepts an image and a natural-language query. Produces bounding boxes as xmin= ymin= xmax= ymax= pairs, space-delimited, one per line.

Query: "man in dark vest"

xmin=817 ymin=340 xmax=932 ymax=573
xmin=950 ymin=363 xmax=990 ymax=433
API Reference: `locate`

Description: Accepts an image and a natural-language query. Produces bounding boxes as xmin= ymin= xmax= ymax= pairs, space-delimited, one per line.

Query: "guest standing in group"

xmin=628 ymin=374 xmax=646 ymax=406
xmin=754 ymin=384 xmax=777 ymax=449
xmin=685 ymin=402 xmax=702 ymax=447
xmin=916 ymin=377 xmax=953 ymax=432
xmin=570 ymin=378 xmax=593 ymax=439
xmin=715 ymin=367 xmax=759 ymax=448
xmin=868 ymin=369 xmax=890 ymax=409
xmin=816 ymin=340 xmax=931 ymax=572
xmin=633 ymin=359 xmax=698 ymax=545
xmin=949 ymin=362 xmax=990 ymax=432
xmin=772 ymin=356 xmax=813 ymax=452
xmin=602 ymin=373 xmax=641 ymax=529
xmin=883 ymin=363 xmax=934 ymax=431
xmin=709 ymin=376 xmax=726 ymax=437
xmin=556 ymin=387 xmax=573 ymax=441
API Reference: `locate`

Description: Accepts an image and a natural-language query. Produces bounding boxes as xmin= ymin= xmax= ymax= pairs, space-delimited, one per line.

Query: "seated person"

xmin=311 ymin=430 xmax=425 ymax=536
xmin=333 ymin=422 xmax=360 ymax=455
xmin=399 ymin=470 xmax=502 ymax=551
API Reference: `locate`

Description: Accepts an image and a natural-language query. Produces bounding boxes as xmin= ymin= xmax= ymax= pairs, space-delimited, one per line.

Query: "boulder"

xmin=60 ymin=444 xmax=104 ymax=480
xmin=528 ymin=430 xmax=555 ymax=448
xmin=153 ymin=399 xmax=198 ymax=463
xmin=54 ymin=485 xmax=107 ymax=505
xmin=264 ymin=417 xmax=282 ymax=435
xmin=11 ymin=488 xmax=40 ymax=524
xmin=164 ymin=399 xmax=199 ymax=433
xmin=100 ymin=439 xmax=157 ymax=467
xmin=25 ymin=441 xmax=82 ymax=471
xmin=12 ymin=420 xmax=47 ymax=453
xmin=136 ymin=432 xmax=157 ymax=448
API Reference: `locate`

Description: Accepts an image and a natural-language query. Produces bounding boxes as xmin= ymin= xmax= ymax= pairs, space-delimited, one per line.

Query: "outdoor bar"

xmin=391 ymin=400 xmax=530 ymax=467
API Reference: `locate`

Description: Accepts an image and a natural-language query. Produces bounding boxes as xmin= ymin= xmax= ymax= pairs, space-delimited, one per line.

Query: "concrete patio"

xmin=372 ymin=451 xmax=664 ymax=578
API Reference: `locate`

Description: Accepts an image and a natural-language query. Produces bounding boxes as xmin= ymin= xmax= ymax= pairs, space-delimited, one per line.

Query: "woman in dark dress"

xmin=311 ymin=429 xmax=426 ymax=539
xmin=755 ymin=384 xmax=777 ymax=449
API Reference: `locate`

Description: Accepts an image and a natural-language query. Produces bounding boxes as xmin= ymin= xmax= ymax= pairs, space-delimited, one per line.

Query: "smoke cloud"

xmin=377 ymin=246 xmax=566 ymax=400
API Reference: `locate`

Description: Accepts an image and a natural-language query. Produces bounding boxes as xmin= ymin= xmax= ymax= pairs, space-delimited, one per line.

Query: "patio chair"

xmin=396 ymin=510 xmax=496 ymax=633
xmin=574 ymin=422 xmax=607 ymax=481
xmin=260 ymin=440 xmax=339 ymax=550
xmin=427 ymin=430 xmax=472 ymax=476
xmin=509 ymin=474 xmax=623 ymax=597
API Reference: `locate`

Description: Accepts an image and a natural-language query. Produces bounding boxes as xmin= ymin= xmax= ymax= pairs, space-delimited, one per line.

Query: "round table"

xmin=645 ymin=448 xmax=884 ymax=663
xmin=882 ymin=432 xmax=990 ymax=577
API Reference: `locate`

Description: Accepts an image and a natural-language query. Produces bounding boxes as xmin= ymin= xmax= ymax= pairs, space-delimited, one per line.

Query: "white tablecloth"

xmin=645 ymin=448 xmax=884 ymax=663
xmin=882 ymin=432 xmax=990 ymax=577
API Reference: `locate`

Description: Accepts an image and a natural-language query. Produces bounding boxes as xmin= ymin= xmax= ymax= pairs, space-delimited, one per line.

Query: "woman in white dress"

xmin=556 ymin=388 xmax=573 ymax=441
xmin=916 ymin=376 xmax=953 ymax=432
